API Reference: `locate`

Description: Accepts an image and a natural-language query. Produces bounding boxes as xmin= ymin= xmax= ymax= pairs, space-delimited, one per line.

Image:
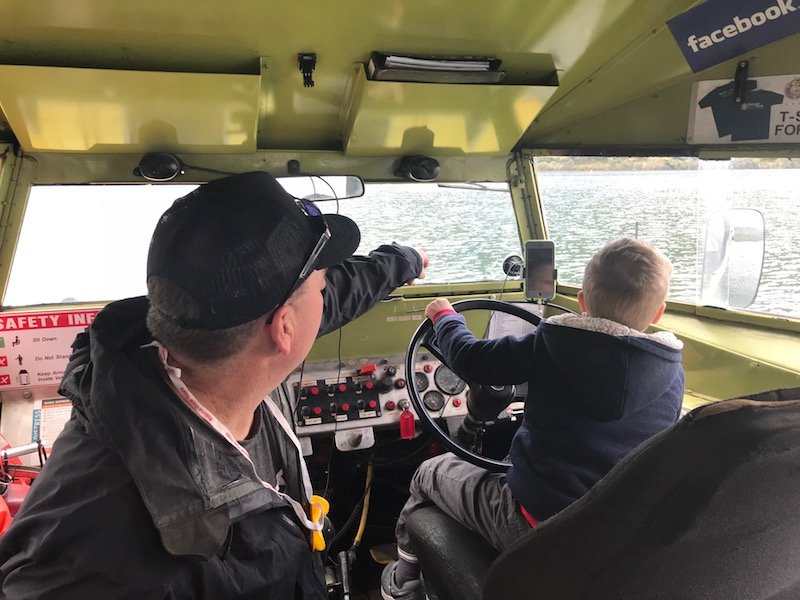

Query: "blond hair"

xmin=582 ymin=238 xmax=671 ymax=331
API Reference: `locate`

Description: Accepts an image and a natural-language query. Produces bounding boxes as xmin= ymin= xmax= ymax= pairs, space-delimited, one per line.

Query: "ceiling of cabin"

xmin=0 ymin=1 xmax=797 ymax=156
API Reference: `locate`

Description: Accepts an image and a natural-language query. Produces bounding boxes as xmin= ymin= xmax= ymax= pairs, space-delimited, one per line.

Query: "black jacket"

xmin=0 ymin=244 xmax=421 ymax=599
xmin=433 ymin=312 xmax=684 ymax=521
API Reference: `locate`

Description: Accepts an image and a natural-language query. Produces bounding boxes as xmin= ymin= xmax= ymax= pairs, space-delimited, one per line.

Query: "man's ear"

xmin=269 ymin=306 xmax=293 ymax=355
xmin=651 ymin=301 xmax=667 ymax=324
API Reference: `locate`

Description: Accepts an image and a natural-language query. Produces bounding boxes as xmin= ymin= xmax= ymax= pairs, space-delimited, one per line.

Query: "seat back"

xmin=484 ymin=395 xmax=800 ymax=599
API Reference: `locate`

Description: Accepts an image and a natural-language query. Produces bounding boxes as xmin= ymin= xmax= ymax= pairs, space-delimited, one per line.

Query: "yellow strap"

xmin=310 ymin=495 xmax=330 ymax=551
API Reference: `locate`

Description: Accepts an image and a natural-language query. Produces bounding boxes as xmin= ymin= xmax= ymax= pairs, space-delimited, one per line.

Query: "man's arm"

xmin=0 ymin=423 xmax=184 ymax=599
xmin=319 ymin=243 xmax=424 ymax=336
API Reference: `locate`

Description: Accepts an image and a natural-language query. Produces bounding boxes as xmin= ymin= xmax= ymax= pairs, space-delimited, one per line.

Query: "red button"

xmin=338 ymin=383 xmax=347 ymax=392
xmin=311 ymin=387 xmax=319 ymax=395
xmin=365 ymin=381 xmax=374 ymax=390
xmin=385 ymin=400 xmax=396 ymax=411
xmin=368 ymin=400 xmax=377 ymax=409
xmin=341 ymin=403 xmax=350 ymax=412
xmin=452 ymin=398 xmax=462 ymax=407
xmin=312 ymin=406 xmax=322 ymax=415
xmin=423 ymin=364 xmax=432 ymax=373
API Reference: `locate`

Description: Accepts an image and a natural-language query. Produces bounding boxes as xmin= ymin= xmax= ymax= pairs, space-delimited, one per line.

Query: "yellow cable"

xmin=352 ymin=462 xmax=374 ymax=548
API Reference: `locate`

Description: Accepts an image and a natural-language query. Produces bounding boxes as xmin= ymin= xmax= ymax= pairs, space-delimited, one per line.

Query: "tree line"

xmin=533 ymin=156 xmax=799 ymax=171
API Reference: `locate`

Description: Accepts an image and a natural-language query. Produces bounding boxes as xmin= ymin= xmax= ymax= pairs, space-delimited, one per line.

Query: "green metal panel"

xmin=2 ymin=0 xmax=760 ymax=153
xmin=0 ymin=66 xmax=259 ymax=153
xmin=0 ymin=149 xmax=31 ymax=301
xmin=342 ymin=67 xmax=558 ymax=156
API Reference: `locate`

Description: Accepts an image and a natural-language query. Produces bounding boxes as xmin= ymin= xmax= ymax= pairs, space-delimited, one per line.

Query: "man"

xmin=0 ymin=171 xmax=426 ymax=598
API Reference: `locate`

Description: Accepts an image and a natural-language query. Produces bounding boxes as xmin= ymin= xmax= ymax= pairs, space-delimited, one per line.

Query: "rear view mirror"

xmin=277 ymin=175 xmax=365 ymax=201
xmin=701 ymin=208 xmax=765 ymax=309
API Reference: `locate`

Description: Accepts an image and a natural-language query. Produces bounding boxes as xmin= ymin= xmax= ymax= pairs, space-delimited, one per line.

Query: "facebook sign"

xmin=668 ymin=0 xmax=799 ymax=73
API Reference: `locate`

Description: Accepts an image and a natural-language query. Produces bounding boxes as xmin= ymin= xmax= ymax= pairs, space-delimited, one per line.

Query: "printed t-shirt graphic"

xmin=731 ymin=90 xmax=785 ymax=140
xmin=698 ymin=80 xmax=757 ymax=137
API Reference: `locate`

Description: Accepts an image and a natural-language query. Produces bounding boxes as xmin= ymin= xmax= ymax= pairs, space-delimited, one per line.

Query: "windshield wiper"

xmin=437 ymin=182 xmax=508 ymax=192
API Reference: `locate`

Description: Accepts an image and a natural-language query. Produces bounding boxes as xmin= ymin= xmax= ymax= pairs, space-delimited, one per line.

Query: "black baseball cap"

xmin=146 ymin=171 xmax=360 ymax=330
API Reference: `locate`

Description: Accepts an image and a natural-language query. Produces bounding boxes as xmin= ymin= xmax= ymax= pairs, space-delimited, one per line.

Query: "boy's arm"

xmin=433 ymin=313 xmax=536 ymax=385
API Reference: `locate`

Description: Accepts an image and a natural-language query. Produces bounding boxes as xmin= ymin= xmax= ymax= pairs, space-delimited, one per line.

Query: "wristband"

xmin=431 ymin=308 xmax=457 ymax=322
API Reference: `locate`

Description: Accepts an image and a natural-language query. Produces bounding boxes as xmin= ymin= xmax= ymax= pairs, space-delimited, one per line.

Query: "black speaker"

xmin=394 ymin=156 xmax=441 ymax=182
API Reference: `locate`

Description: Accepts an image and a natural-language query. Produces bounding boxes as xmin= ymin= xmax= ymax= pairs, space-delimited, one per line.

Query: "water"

xmin=537 ymin=168 xmax=799 ymax=318
xmin=339 ymin=170 xmax=800 ymax=320
xmin=7 ymin=170 xmax=799 ymax=321
xmin=336 ymin=183 xmax=522 ymax=285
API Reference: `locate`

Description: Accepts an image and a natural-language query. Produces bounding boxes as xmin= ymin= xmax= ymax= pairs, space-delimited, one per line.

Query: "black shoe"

xmin=380 ymin=561 xmax=426 ymax=600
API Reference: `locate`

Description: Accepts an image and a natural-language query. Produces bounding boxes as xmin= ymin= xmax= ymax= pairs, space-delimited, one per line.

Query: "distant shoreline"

xmin=534 ymin=157 xmax=800 ymax=171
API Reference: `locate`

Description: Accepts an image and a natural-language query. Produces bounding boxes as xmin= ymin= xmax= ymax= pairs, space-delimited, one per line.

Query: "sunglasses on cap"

xmin=293 ymin=197 xmax=331 ymax=283
xmin=267 ymin=197 xmax=331 ymax=320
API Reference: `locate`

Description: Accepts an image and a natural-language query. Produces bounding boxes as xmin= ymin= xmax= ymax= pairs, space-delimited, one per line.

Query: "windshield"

xmin=535 ymin=156 xmax=800 ymax=320
xmin=3 ymin=181 xmax=520 ymax=307
xmin=319 ymin=183 xmax=519 ymax=284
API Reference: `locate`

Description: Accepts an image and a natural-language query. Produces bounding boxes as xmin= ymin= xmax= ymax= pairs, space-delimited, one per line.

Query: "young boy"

xmin=381 ymin=238 xmax=684 ymax=600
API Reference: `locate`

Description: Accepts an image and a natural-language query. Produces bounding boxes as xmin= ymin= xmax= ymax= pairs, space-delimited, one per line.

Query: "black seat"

xmin=406 ymin=390 xmax=800 ymax=600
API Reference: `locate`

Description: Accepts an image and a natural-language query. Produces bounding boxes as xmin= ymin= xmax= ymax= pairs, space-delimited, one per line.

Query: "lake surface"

xmin=537 ymin=168 xmax=799 ymax=318
xmin=7 ymin=169 xmax=799 ymax=321
xmin=345 ymin=169 xmax=799 ymax=319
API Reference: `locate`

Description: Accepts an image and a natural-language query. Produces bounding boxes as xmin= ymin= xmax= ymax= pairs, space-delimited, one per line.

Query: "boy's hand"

xmin=425 ymin=298 xmax=453 ymax=321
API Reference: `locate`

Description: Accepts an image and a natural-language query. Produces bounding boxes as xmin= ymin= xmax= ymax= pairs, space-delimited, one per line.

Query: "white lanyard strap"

xmin=148 ymin=342 xmax=321 ymax=532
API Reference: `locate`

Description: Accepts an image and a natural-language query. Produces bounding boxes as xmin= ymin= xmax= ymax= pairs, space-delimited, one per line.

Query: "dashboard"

xmin=289 ymin=303 xmax=542 ymax=455
xmin=289 ymin=353 xmax=469 ymax=454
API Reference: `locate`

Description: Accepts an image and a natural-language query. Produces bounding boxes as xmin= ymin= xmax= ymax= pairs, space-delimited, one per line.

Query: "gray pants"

xmin=395 ymin=453 xmax=532 ymax=562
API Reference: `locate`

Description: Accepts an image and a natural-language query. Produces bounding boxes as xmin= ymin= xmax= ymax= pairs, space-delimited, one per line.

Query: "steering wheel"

xmin=405 ymin=299 xmax=543 ymax=473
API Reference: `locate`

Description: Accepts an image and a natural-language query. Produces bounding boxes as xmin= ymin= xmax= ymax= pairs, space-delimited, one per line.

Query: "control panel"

xmin=290 ymin=354 xmax=469 ymax=437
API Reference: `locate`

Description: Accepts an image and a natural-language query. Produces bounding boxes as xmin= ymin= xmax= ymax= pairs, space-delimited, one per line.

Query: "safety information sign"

xmin=0 ymin=309 xmax=99 ymax=390
xmin=688 ymin=73 xmax=800 ymax=144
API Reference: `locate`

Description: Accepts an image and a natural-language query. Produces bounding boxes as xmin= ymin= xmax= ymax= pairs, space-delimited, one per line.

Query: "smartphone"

xmin=524 ymin=240 xmax=556 ymax=301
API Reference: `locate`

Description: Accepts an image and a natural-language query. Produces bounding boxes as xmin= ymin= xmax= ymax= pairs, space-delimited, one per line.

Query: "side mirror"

xmin=701 ymin=208 xmax=765 ymax=309
xmin=277 ymin=175 xmax=365 ymax=200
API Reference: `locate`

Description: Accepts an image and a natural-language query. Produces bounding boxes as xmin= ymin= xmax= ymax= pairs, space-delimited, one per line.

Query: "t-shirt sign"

xmin=688 ymin=73 xmax=800 ymax=144
xmin=667 ymin=0 xmax=799 ymax=73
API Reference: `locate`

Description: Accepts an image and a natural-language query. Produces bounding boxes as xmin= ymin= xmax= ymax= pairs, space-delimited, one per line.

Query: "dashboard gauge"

xmin=423 ymin=390 xmax=445 ymax=411
xmin=414 ymin=371 xmax=430 ymax=392
xmin=434 ymin=365 xmax=467 ymax=395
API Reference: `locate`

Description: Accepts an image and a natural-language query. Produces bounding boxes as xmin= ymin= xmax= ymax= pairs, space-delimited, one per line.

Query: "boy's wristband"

xmin=431 ymin=308 xmax=457 ymax=322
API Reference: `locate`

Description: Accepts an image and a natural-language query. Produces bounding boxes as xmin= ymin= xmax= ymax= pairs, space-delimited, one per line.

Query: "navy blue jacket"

xmin=433 ymin=312 xmax=684 ymax=521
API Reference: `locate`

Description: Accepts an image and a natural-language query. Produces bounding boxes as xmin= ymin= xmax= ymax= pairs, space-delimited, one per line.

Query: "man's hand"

xmin=406 ymin=248 xmax=429 ymax=285
xmin=425 ymin=298 xmax=453 ymax=321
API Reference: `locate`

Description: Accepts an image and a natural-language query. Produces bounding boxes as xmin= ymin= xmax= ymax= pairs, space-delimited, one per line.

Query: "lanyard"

xmin=147 ymin=342 xmax=324 ymax=535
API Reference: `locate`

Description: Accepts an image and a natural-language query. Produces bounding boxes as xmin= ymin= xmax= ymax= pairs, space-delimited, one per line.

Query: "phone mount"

xmin=502 ymin=255 xmax=524 ymax=277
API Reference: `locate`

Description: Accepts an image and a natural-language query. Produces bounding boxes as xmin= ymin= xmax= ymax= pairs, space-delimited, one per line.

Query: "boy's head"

xmin=579 ymin=238 xmax=671 ymax=332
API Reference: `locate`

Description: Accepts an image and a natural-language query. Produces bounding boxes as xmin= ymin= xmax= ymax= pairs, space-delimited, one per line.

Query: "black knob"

xmin=378 ymin=375 xmax=394 ymax=393
xmin=386 ymin=366 xmax=397 ymax=376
